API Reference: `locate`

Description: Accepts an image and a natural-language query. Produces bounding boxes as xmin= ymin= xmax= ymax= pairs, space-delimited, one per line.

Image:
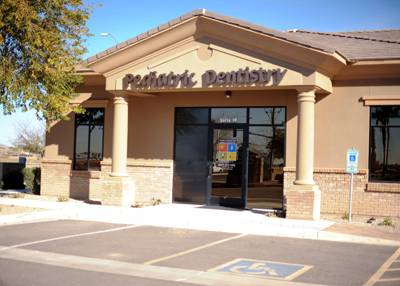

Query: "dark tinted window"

xmin=211 ymin=108 xmax=247 ymax=124
xmin=370 ymin=106 xmax=400 ymax=182
xmin=176 ymin=108 xmax=208 ymax=125
xmin=174 ymin=125 xmax=208 ymax=203
xmin=250 ymin=107 xmax=285 ymax=125
xmin=74 ymin=108 xmax=105 ymax=170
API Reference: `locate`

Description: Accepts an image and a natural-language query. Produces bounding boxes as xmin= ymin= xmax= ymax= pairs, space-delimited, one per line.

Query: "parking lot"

xmin=0 ymin=220 xmax=399 ymax=285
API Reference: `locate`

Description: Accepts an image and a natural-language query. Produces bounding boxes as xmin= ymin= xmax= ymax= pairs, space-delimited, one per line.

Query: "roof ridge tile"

xmin=81 ymin=10 xmax=400 ymax=66
xmin=292 ymin=29 xmax=400 ymax=44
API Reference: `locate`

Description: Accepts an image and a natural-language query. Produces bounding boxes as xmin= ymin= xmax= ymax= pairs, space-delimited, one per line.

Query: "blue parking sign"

xmin=346 ymin=149 xmax=359 ymax=174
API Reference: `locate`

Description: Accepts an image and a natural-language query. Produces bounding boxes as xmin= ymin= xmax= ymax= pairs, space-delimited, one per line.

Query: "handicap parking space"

xmin=145 ymin=231 xmax=399 ymax=286
xmin=19 ymin=224 xmax=235 ymax=264
xmin=1 ymin=219 xmax=399 ymax=286
xmin=208 ymin=259 xmax=313 ymax=281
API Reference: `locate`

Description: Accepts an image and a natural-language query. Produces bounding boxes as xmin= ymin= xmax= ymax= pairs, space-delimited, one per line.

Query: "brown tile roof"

xmin=286 ymin=29 xmax=400 ymax=60
xmin=82 ymin=10 xmax=400 ymax=67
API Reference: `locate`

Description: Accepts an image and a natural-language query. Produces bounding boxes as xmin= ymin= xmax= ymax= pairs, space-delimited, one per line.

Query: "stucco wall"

xmin=45 ymin=84 xmax=114 ymax=161
xmin=314 ymin=78 xmax=400 ymax=170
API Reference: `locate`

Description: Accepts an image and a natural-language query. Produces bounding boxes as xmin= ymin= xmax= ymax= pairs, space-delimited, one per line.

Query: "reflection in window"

xmin=211 ymin=108 xmax=247 ymax=124
xmin=74 ymin=108 xmax=104 ymax=170
xmin=176 ymin=108 xmax=208 ymax=125
xmin=370 ymin=106 xmax=400 ymax=182
xmin=250 ymin=108 xmax=285 ymax=125
xmin=174 ymin=125 xmax=208 ymax=203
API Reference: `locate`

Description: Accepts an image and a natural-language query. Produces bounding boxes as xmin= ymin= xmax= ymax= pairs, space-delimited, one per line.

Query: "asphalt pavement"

xmin=0 ymin=193 xmax=400 ymax=285
xmin=0 ymin=195 xmax=399 ymax=245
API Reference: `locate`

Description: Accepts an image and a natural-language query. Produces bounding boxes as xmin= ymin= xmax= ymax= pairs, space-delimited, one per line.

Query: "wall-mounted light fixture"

xmin=100 ymin=33 xmax=119 ymax=43
xmin=226 ymin=91 xmax=231 ymax=99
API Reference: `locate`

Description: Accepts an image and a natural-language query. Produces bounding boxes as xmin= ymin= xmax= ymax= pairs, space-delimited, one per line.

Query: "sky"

xmin=1 ymin=0 xmax=399 ymax=146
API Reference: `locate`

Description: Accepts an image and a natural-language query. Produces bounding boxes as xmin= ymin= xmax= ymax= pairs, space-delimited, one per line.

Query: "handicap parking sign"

xmin=346 ymin=149 xmax=359 ymax=174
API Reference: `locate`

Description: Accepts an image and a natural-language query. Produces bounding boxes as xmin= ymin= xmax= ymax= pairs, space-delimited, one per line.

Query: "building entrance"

xmin=174 ymin=107 xmax=285 ymax=209
xmin=208 ymin=126 xmax=247 ymax=208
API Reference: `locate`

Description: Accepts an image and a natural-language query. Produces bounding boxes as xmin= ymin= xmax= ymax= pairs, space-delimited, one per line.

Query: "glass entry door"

xmin=208 ymin=126 xmax=247 ymax=208
xmin=174 ymin=107 xmax=285 ymax=209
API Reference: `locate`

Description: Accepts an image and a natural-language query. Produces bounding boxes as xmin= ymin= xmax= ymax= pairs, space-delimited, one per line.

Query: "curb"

xmin=317 ymin=231 xmax=400 ymax=246
xmin=0 ymin=210 xmax=72 ymax=225
xmin=1 ymin=198 xmax=399 ymax=246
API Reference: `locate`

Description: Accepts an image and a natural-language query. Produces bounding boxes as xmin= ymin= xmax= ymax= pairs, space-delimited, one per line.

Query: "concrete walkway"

xmin=1 ymin=194 xmax=399 ymax=246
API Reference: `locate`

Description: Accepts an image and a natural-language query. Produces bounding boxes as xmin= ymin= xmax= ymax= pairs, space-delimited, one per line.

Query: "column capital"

xmin=109 ymin=90 xmax=132 ymax=97
xmin=113 ymin=95 xmax=129 ymax=105
xmin=296 ymin=88 xmax=317 ymax=103
xmin=295 ymin=86 xmax=318 ymax=94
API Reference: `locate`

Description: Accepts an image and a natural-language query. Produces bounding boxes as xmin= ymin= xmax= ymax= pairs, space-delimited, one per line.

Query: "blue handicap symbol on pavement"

xmin=209 ymin=259 xmax=313 ymax=280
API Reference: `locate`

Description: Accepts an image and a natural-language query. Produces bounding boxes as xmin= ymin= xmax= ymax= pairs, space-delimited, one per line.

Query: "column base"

xmin=286 ymin=185 xmax=321 ymax=220
xmin=109 ymin=172 xmax=128 ymax=177
xmin=101 ymin=177 xmax=135 ymax=207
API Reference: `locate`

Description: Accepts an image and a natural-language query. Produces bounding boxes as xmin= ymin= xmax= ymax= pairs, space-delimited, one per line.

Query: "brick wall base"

xmin=101 ymin=161 xmax=173 ymax=204
xmin=41 ymin=159 xmax=72 ymax=198
xmin=286 ymin=185 xmax=321 ymax=220
xmin=101 ymin=177 xmax=135 ymax=207
xmin=284 ymin=168 xmax=400 ymax=217
xmin=41 ymin=160 xmax=103 ymax=200
xmin=41 ymin=159 xmax=173 ymax=205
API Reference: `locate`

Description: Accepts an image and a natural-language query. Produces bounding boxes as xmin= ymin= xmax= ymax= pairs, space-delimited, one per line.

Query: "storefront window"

xmin=370 ymin=106 xmax=400 ymax=182
xmin=211 ymin=108 xmax=247 ymax=124
xmin=249 ymin=107 xmax=286 ymax=125
xmin=74 ymin=108 xmax=105 ymax=170
xmin=174 ymin=107 xmax=286 ymax=208
xmin=174 ymin=108 xmax=209 ymax=203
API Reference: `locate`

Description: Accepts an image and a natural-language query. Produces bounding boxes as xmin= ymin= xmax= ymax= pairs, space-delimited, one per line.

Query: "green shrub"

xmin=150 ymin=197 xmax=162 ymax=206
xmin=132 ymin=201 xmax=144 ymax=208
xmin=342 ymin=212 xmax=353 ymax=220
xmin=11 ymin=193 xmax=24 ymax=199
xmin=57 ymin=197 xmax=69 ymax=202
xmin=22 ymin=167 xmax=41 ymax=195
xmin=2 ymin=170 xmax=25 ymax=190
xmin=382 ymin=218 xmax=393 ymax=226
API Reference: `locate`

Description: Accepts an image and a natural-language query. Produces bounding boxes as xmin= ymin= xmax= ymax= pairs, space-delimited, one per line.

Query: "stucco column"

xmin=110 ymin=95 xmax=129 ymax=177
xmin=286 ymin=87 xmax=320 ymax=220
xmin=294 ymin=88 xmax=316 ymax=186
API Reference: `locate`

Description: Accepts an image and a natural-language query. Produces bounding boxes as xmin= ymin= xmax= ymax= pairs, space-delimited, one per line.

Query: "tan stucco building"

xmin=42 ymin=10 xmax=400 ymax=219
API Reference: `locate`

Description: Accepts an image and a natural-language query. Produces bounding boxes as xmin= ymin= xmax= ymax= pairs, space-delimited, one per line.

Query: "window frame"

xmin=73 ymin=108 xmax=105 ymax=171
xmin=369 ymin=105 xmax=400 ymax=183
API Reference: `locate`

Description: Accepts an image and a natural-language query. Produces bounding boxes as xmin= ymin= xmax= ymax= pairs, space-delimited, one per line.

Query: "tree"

xmin=11 ymin=120 xmax=45 ymax=157
xmin=0 ymin=0 xmax=97 ymax=129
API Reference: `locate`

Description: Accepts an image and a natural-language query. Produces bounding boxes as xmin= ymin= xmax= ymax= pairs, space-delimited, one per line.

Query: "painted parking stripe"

xmin=363 ymin=247 xmax=400 ymax=286
xmin=0 ymin=246 xmax=322 ymax=286
xmin=143 ymin=233 xmax=247 ymax=265
xmin=6 ymin=225 xmax=141 ymax=249
xmin=209 ymin=258 xmax=313 ymax=280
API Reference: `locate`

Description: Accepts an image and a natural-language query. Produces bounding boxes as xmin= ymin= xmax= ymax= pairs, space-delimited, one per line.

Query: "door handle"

xmin=209 ymin=165 xmax=213 ymax=177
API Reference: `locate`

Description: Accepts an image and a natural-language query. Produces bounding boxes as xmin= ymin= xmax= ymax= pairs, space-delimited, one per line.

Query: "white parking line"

xmin=0 ymin=247 xmax=319 ymax=286
xmin=5 ymin=225 xmax=141 ymax=249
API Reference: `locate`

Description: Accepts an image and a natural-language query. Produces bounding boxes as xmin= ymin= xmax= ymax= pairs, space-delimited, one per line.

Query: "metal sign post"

xmin=346 ymin=148 xmax=359 ymax=223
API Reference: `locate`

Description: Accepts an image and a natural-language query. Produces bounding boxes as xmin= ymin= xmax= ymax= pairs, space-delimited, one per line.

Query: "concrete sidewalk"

xmin=1 ymin=195 xmax=399 ymax=246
